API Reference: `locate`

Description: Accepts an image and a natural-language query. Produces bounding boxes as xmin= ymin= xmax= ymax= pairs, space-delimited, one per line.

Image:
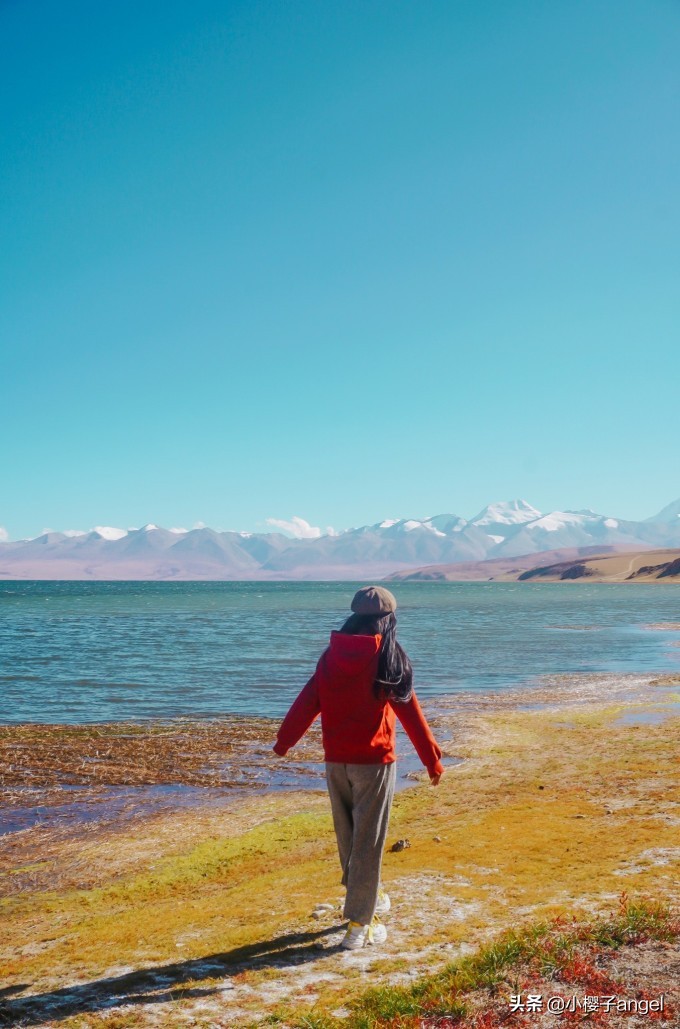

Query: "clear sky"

xmin=2 ymin=0 xmax=679 ymax=540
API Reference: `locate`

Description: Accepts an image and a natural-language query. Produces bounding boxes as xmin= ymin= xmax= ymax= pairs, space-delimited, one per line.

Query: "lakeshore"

xmin=1 ymin=668 xmax=679 ymax=1027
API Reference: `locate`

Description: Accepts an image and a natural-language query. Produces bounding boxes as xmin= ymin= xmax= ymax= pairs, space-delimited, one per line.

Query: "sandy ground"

xmin=1 ymin=665 xmax=679 ymax=1027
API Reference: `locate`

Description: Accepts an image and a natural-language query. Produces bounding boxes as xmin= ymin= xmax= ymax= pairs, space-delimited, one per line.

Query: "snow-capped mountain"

xmin=1 ymin=499 xmax=679 ymax=580
xmin=470 ymin=499 xmax=542 ymax=528
xmin=466 ymin=499 xmax=545 ymax=550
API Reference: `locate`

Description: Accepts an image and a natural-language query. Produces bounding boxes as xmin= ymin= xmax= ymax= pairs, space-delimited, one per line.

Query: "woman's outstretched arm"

xmin=390 ymin=691 xmax=444 ymax=782
xmin=273 ymin=675 xmax=321 ymax=756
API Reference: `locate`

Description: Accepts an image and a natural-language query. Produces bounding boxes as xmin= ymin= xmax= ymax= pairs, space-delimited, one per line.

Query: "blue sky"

xmin=2 ymin=0 xmax=679 ymax=540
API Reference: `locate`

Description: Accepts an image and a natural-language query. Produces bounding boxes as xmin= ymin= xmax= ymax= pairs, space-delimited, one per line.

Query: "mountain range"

xmin=1 ymin=499 xmax=679 ymax=580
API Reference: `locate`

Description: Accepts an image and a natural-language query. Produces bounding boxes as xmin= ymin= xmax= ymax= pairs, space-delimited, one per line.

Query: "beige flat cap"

xmin=350 ymin=585 xmax=397 ymax=616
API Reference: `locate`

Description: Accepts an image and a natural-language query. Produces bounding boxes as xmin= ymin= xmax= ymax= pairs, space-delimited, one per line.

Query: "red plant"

xmin=633 ymin=988 xmax=676 ymax=1023
xmin=558 ymin=951 xmax=620 ymax=995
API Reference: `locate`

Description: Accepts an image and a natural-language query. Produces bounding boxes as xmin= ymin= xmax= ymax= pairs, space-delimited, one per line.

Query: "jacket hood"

xmin=325 ymin=630 xmax=382 ymax=675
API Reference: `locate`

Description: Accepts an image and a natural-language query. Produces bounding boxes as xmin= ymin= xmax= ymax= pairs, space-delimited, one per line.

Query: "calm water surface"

xmin=1 ymin=581 xmax=679 ymax=723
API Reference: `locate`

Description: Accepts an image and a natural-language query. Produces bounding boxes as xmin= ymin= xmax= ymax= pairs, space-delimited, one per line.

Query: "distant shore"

xmin=388 ymin=546 xmax=680 ymax=582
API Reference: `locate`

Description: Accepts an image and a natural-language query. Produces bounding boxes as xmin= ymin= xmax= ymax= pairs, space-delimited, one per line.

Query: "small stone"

xmin=311 ymin=902 xmax=335 ymax=918
xmin=433 ymin=835 xmax=442 ymax=842
xmin=390 ymin=838 xmax=411 ymax=852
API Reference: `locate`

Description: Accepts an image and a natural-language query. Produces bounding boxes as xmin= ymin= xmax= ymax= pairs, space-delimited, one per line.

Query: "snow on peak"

xmin=424 ymin=524 xmax=446 ymax=537
xmin=424 ymin=513 xmax=467 ymax=534
xmin=487 ymin=534 xmax=505 ymax=544
xmin=93 ymin=526 xmax=128 ymax=541
xmin=526 ymin=511 xmax=592 ymax=532
xmin=379 ymin=519 xmax=398 ymax=529
xmin=402 ymin=520 xmax=422 ymax=532
xmin=471 ymin=500 xmax=542 ymax=526
xmin=140 ymin=523 xmax=159 ymax=532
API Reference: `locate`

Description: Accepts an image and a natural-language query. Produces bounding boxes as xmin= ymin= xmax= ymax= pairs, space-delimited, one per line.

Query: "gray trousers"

xmin=325 ymin=761 xmax=396 ymax=925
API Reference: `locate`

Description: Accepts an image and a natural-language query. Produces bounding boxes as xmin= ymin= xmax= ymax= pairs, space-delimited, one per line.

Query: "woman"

xmin=273 ymin=585 xmax=443 ymax=949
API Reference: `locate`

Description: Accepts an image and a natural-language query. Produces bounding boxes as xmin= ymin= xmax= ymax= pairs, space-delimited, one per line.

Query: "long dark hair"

xmin=338 ymin=612 xmax=413 ymax=703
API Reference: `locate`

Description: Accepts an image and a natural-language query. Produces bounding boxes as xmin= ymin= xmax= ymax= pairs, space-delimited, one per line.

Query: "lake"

xmin=1 ymin=580 xmax=679 ymax=723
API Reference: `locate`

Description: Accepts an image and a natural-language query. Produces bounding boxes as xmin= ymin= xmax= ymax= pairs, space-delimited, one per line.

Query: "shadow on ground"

xmin=0 ymin=925 xmax=341 ymax=1026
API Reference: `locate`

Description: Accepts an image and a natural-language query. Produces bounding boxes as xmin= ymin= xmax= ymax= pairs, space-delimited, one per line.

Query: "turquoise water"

xmin=1 ymin=580 xmax=679 ymax=723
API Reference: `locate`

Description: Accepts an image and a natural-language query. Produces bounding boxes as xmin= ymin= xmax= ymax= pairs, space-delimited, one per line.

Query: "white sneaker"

xmin=375 ymin=888 xmax=391 ymax=915
xmin=342 ymin=916 xmax=387 ymax=950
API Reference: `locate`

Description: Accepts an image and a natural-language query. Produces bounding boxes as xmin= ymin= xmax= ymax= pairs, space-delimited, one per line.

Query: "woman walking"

xmin=273 ymin=586 xmax=443 ymax=949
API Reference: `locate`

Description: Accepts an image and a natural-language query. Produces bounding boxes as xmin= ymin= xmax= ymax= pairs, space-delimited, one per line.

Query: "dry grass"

xmin=0 ymin=718 xmax=324 ymax=791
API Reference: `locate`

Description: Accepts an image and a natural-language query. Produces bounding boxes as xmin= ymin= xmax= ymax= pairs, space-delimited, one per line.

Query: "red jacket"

xmin=273 ymin=631 xmax=444 ymax=777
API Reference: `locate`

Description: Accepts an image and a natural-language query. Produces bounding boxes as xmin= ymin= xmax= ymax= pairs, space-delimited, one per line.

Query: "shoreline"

xmin=2 ymin=666 xmax=679 ymax=857
xmin=3 ymin=666 xmax=680 ymax=820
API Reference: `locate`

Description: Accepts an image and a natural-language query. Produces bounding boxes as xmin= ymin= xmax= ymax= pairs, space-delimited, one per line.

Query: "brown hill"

xmin=517 ymin=548 xmax=680 ymax=582
xmin=385 ymin=545 xmax=680 ymax=583
xmin=384 ymin=544 xmax=658 ymax=582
